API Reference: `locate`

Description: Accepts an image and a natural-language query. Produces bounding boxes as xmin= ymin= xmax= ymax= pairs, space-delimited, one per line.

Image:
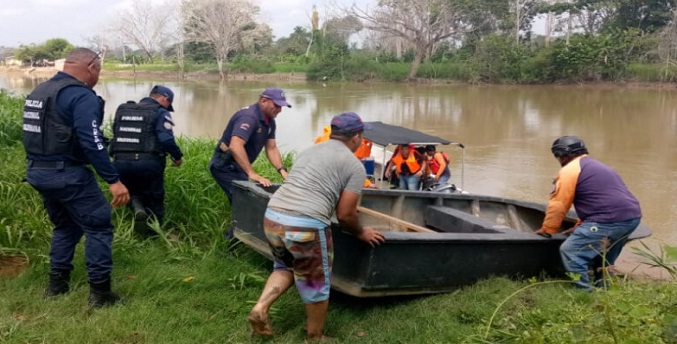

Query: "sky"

xmin=0 ymin=0 xmax=373 ymax=48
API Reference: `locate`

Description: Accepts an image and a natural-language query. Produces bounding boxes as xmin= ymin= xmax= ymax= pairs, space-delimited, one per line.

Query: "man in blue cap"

xmin=110 ymin=85 xmax=184 ymax=236
xmin=247 ymin=112 xmax=385 ymax=341
xmin=210 ymin=87 xmax=291 ymax=239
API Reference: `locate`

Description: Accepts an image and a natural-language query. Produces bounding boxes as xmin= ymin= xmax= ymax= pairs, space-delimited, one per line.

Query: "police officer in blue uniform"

xmin=22 ymin=48 xmax=129 ymax=308
xmin=209 ymin=87 xmax=291 ymax=239
xmin=110 ymin=86 xmax=183 ymax=235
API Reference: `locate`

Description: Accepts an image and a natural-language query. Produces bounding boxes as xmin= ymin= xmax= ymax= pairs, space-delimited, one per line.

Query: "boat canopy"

xmin=363 ymin=121 xmax=463 ymax=147
xmin=362 ymin=121 xmax=465 ymax=189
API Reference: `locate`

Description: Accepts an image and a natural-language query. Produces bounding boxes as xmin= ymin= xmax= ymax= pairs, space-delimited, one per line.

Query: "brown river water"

xmin=2 ymin=73 xmax=676 ymax=279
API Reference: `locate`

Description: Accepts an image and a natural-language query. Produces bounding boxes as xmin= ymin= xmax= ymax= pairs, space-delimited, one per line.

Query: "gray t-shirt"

xmin=267 ymin=139 xmax=366 ymax=224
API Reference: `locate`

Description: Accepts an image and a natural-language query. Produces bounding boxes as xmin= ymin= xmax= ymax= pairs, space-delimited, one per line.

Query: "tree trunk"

xmin=514 ymin=0 xmax=521 ymax=45
xmin=305 ymin=30 xmax=314 ymax=57
xmin=407 ymin=48 xmax=424 ymax=80
xmin=217 ymin=57 xmax=225 ymax=80
xmin=177 ymin=42 xmax=185 ymax=79
xmin=545 ymin=12 xmax=554 ymax=47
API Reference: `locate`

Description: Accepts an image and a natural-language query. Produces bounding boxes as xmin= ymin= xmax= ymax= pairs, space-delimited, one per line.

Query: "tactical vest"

xmin=22 ymin=77 xmax=96 ymax=160
xmin=109 ymin=101 xmax=161 ymax=155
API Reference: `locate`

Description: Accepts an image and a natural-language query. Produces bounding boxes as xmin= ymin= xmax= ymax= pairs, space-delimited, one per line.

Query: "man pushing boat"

xmin=247 ymin=112 xmax=385 ymax=341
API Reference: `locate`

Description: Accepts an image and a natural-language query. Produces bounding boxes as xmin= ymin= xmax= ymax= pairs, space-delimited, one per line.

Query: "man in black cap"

xmin=209 ymin=87 xmax=291 ymax=239
xmin=535 ymin=135 xmax=641 ymax=291
xmin=110 ymin=85 xmax=183 ymax=235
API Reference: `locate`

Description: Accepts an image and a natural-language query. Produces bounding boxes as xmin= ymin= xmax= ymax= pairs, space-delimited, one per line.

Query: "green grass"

xmin=1 ymin=92 xmax=677 ymax=343
xmin=625 ymin=63 xmax=677 ymax=82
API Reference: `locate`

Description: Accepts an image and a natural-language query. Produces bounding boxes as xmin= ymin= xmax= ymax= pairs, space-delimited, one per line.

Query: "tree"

xmin=15 ymin=38 xmax=74 ymax=65
xmin=236 ymin=22 xmax=273 ymax=54
xmin=16 ymin=44 xmax=47 ymax=65
xmin=111 ymin=0 xmax=175 ymax=61
xmin=347 ymin=0 xmax=478 ymax=80
xmin=605 ymin=0 xmax=674 ymax=33
xmin=323 ymin=15 xmax=362 ymax=43
xmin=42 ymin=38 xmax=73 ymax=60
xmin=85 ymin=34 xmax=113 ymax=64
xmin=275 ymin=26 xmax=313 ymax=55
xmin=182 ymin=0 xmax=261 ymax=79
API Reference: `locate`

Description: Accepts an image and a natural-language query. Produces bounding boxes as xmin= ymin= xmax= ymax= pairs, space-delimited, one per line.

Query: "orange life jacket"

xmin=314 ymin=125 xmax=372 ymax=160
xmin=315 ymin=125 xmax=374 ymax=187
xmin=392 ymin=151 xmax=422 ymax=175
xmin=354 ymin=139 xmax=372 ymax=160
xmin=429 ymin=152 xmax=450 ymax=174
xmin=314 ymin=125 xmax=331 ymax=144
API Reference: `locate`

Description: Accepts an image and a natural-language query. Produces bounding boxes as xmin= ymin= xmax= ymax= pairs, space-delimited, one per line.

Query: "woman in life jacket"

xmin=425 ymin=145 xmax=451 ymax=185
xmin=385 ymin=144 xmax=427 ymax=190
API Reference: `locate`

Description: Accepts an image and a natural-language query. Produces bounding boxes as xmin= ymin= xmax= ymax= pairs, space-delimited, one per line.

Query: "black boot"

xmin=88 ymin=279 xmax=120 ymax=308
xmin=131 ymin=198 xmax=149 ymax=222
xmin=45 ymin=270 xmax=71 ymax=297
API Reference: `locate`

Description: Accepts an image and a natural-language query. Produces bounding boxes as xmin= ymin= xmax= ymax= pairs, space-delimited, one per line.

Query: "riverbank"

xmin=0 ymin=65 xmax=307 ymax=83
xmin=4 ymin=65 xmax=677 ymax=89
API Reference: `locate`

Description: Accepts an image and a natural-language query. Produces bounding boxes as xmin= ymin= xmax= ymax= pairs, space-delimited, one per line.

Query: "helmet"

xmin=551 ymin=136 xmax=588 ymax=157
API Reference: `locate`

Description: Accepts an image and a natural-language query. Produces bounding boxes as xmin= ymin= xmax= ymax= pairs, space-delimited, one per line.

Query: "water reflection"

xmin=2 ymin=73 xmax=676 ymax=260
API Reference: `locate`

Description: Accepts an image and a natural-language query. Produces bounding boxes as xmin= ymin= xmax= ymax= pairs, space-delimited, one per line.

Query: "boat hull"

xmin=231 ymin=181 xmax=651 ymax=297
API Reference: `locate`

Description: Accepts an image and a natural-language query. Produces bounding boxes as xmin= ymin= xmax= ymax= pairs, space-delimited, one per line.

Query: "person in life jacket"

xmin=384 ymin=144 xmax=427 ymax=190
xmin=110 ymin=85 xmax=183 ymax=235
xmin=424 ymin=145 xmax=451 ymax=185
xmin=314 ymin=125 xmax=376 ymax=188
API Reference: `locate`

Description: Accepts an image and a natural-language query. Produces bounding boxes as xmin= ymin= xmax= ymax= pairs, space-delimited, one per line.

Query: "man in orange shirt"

xmin=535 ymin=136 xmax=641 ymax=290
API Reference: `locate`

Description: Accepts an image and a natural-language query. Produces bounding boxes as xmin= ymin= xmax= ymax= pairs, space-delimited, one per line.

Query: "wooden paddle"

xmin=357 ymin=206 xmax=435 ymax=233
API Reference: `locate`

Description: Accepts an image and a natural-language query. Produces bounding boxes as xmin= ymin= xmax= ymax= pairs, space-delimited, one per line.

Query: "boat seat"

xmin=424 ymin=206 xmax=509 ymax=234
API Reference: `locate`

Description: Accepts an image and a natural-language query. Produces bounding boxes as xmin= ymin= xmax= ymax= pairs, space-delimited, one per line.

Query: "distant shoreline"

xmin=0 ymin=66 xmax=307 ymax=83
xmin=3 ymin=66 xmax=677 ymax=89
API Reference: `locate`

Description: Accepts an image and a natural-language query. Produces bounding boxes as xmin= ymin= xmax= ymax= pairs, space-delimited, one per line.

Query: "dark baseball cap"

xmin=151 ymin=85 xmax=174 ymax=112
xmin=330 ymin=112 xmax=372 ymax=134
xmin=260 ymin=87 xmax=291 ymax=108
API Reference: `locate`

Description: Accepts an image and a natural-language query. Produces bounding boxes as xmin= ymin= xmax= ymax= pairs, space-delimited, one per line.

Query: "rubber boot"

xmin=131 ymin=198 xmax=152 ymax=236
xmin=131 ymin=198 xmax=148 ymax=222
xmin=88 ymin=279 xmax=120 ymax=308
xmin=45 ymin=270 xmax=71 ymax=297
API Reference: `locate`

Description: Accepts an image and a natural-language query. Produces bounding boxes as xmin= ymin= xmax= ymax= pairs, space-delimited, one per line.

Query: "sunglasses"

xmin=87 ymin=52 xmax=101 ymax=67
xmin=263 ymin=97 xmax=281 ymax=108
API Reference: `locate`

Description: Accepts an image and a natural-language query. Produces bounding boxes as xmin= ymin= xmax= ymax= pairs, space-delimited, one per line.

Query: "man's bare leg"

xmin=248 ymin=270 xmax=294 ymax=336
xmin=305 ymin=300 xmax=329 ymax=340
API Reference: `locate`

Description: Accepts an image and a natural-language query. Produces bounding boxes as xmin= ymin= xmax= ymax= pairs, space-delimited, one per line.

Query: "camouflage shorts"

xmin=264 ymin=208 xmax=333 ymax=303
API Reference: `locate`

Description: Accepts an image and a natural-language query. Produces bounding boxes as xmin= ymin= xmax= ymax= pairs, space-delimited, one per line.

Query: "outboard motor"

xmin=430 ymin=183 xmax=457 ymax=193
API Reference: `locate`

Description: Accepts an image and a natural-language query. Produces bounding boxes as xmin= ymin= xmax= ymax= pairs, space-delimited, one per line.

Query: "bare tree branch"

xmin=343 ymin=0 xmax=477 ymax=80
xmin=111 ymin=0 xmax=175 ymax=61
xmin=182 ymin=0 xmax=260 ymax=79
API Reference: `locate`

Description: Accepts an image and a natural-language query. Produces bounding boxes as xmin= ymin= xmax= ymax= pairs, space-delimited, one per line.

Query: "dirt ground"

xmin=0 ymin=255 xmax=29 ymax=278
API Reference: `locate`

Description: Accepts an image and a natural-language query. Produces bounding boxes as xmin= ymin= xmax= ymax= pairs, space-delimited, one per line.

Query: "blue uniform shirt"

xmin=27 ymin=72 xmax=119 ymax=184
xmin=138 ymin=97 xmax=183 ymax=161
xmin=216 ymin=103 xmax=276 ymax=163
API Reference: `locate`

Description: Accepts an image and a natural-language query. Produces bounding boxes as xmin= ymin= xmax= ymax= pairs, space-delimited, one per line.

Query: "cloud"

xmin=0 ymin=8 xmax=25 ymax=18
xmin=28 ymin=0 xmax=90 ymax=7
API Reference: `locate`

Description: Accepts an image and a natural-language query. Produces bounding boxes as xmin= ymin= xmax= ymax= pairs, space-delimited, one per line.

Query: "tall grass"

xmin=1 ymin=92 xmax=677 ymax=343
xmin=0 ymin=90 xmax=22 ymax=147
